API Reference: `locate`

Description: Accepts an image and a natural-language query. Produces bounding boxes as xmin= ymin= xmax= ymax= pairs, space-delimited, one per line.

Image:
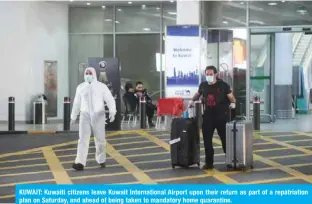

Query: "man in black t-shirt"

xmin=190 ymin=66 xmax=236 ymax=169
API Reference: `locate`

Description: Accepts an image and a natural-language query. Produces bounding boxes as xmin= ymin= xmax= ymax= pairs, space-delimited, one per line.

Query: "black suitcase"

xmin=170 ymin=117 xmax=200 ymax=169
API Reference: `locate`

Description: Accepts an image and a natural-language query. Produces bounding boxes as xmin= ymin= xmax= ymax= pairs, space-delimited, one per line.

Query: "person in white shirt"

xmin=70 ymin=67 xmax=116 ymax=171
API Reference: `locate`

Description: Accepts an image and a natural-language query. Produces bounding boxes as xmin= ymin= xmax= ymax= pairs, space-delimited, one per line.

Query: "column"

xmin=201 ymin=1 xmax=223 ymax=27
xmin=274 ymin=33 xmax=293 ymax=119
xmin=176 ymin=1 xmax=201 ymax=25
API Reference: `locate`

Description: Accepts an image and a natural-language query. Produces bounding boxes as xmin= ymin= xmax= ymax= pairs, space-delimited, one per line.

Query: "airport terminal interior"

xmin=1 ymin=0 xmax=312 ymax=203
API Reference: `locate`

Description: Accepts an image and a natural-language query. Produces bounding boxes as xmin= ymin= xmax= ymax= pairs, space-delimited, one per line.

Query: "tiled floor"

xmin=0 ymin=130 xmax=311 ymax=203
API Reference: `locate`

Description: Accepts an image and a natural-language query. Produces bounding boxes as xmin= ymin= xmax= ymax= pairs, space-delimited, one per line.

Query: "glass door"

xmin=249 ymin=33 xmax=274 ymax=122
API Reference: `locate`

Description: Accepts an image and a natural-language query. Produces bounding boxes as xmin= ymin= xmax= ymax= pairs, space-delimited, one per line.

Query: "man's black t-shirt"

xmin=198 ymin=80 xmax=232 ymax=120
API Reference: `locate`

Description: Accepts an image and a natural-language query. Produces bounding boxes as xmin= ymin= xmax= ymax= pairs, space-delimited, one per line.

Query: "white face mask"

xmin=84 ymin=75 xmax=94 ymax=83
xmin=206 ymin=76 xmax=214 ymax=83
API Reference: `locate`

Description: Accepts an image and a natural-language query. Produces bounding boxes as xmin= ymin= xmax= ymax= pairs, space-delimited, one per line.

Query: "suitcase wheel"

xmin=172 ymin=165 xmax=175 ymax=169
xmin=197 ymin=162 xmax=200 ymax=167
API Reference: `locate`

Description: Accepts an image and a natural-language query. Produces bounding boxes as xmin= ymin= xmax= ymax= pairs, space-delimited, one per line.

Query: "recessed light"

xmin=69 ymin=0 xmax=74 ymax=2
xmin=102 ymin=5 xmax=106 ymax=9
xmin=115 ymin=21 xmax=120 ymax=24
xmin=268 ymin=2 xmax=277 ymax=6
xmin=222 ymin=21 xmax=228 ymax=24
xmin=128 ymin=1 xmax=132 ymax=4
xmin=297 ymin=9 xmax=307 ymax=14
xmin=170 ymin=0 xmax=174 ymax=2
xmin=117 ymin=8 xmax=122 ymax=12
xmin=105 ymin=19 xmax=112 ymax=22
xmin=282 ymin=1 xmax=285 ymax=2
xmin=240 ymin=2 xmax=244 ymax=4
xmin=156 ymin=7 xmax=160 ymax=10
xmin=143 ymin=28 xmax=151 ymax=31
xmin=86 ymin=2 xmax=91 ymax=6
xmin=142 ymin=5 xmax=146 ymax=9
xmin=168 ymin=12 xmax=177 ymax=15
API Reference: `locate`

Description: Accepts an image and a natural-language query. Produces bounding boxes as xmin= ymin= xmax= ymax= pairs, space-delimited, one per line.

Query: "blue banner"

xmin=16 ymin=184 xmax=312 ymax=204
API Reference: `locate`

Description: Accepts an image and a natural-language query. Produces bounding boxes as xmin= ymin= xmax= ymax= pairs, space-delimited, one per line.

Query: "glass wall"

xmin=69 ymin=1 xmax=312 ymax=117
xmin=69 ymin=2 xmax=177 ymax=106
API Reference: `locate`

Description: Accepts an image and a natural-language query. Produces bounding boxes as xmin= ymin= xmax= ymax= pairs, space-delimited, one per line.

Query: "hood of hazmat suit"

xmin=70 ymin=67 xmax=117 ymax=166
xmin=71 ymin=67 xmax=116 ymax=120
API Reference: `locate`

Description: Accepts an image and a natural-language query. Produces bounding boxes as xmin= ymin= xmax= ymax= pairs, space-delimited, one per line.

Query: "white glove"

xmin=229 ymin=103 xmax=236 ymax=109
xmin=70 ymin=119 xmax=75 ymax=126
xmin=109 ymin=111 xmax=116 ymax=122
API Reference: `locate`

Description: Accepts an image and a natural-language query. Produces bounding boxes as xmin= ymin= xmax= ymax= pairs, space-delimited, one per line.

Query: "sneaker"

xmin=72 ymin=163 xmax=84 ymax=171
xmin=202 ymin=164 xmax=214 ymax=170
xmin=100 ymin=163 xmax=106 ymax=168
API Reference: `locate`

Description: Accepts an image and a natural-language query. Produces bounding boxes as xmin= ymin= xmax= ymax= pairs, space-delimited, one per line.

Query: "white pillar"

xmin=274 ymin=33 xmax=293 ymax=85
xmin=274 ymin=33 xmax=293 ymax=118
xmin=176 ymin=1 xmax=201 ymax=25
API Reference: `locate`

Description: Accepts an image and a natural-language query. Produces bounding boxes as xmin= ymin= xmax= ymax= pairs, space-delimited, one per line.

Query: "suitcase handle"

xmin=232 ymin=120 xmax=238 ymax=169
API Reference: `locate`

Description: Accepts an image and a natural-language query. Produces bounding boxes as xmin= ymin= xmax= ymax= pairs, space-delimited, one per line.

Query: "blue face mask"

xmin=84 ymin=75 xmax=94 ymax=83
xmin=206 ymin=76 xmax=214 ymax=83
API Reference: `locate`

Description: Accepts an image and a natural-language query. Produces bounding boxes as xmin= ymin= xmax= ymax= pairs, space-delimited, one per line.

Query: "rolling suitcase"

xmin=169 ymin=117 xmax=200 ymax=169
xmin=225 ymin=119 xmax=254 ymax=171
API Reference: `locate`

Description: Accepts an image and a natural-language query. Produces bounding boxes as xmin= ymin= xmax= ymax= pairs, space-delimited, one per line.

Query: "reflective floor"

xmin=0 ymin=130 xmax=312 ymax=203
xmin=0 ymin=114 xmax=312 ymax=132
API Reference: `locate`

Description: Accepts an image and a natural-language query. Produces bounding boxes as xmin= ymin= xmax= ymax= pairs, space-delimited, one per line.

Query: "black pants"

xmin=146 ymin=103 xmax=155 ymax=123
xmin=202 ymin=113 xmax=227 ymax=165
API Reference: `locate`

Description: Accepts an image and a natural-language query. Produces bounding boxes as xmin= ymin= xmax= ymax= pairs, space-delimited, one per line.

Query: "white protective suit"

xmin=71 ymin=67 xmax=116 ymax=166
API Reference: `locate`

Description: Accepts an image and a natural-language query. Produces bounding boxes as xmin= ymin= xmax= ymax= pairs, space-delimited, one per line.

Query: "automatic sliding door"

xmin=250 ymin=33 xmax=273 ymax=122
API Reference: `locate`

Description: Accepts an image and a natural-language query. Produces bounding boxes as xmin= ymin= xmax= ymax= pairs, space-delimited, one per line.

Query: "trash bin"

xmin=33 ymin=97 xmax=47 ymax=124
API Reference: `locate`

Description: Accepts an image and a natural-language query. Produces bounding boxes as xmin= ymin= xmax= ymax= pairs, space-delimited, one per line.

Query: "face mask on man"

xmin=84 ymin=75 xmax=94 ymax=83
xmin=206 ymin=76 xmax=214 ymax=83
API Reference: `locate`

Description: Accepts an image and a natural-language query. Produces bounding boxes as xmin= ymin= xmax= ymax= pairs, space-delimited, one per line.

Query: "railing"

xmin=256 ymin=46 xmax=267 ymax=68
xmin=302 ymin=36 xmax=312 ymax=68
xmin=292 ymin=32 xmax=303 ymax=53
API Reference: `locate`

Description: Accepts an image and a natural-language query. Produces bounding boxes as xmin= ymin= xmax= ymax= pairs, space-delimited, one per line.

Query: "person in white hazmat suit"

xmin=70 ymin=67 xmax=116 ymax=171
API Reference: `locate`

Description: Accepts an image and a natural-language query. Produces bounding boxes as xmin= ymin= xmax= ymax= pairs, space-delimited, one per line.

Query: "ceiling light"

xmin=102 ymin=6 xmax=106 ymax=9
xmin=240 ymin=2 xmax=244 ymax=4
xmin=297 ymin=9 xmax=307 ymax=14
xmin=170 ymin=0 xmax=174 ymax=2
xmin=128 ymin=1 xmax=132 ymax=4
xmin=222 ymin=21 xmax=228 ymax=24
xmin=141 ymin=5 xmax=146 ymax=9
xmin=69 ymin=0 xmax=74 ymax=2
xmin=268 ymin=2 xmax=277 ymax=6
xmin=282 ymin=1 xmax=285 ymax=2
xmin=117 ymin=8 xmax=122 ymax=12
xmin=143 ymin=28 xmax=151 ymax=31
xmin=105 ymin=19 xmax=112 ymax=22
xmin=86 ymin=2 xmax=91 ymax=6
xmin=156 ymin=7 xmax=160 ymax=10
xmin=115 ymin=21 xmax=120 ymax=24
xmin=168 ymin=12 xmax=176 ymax=15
